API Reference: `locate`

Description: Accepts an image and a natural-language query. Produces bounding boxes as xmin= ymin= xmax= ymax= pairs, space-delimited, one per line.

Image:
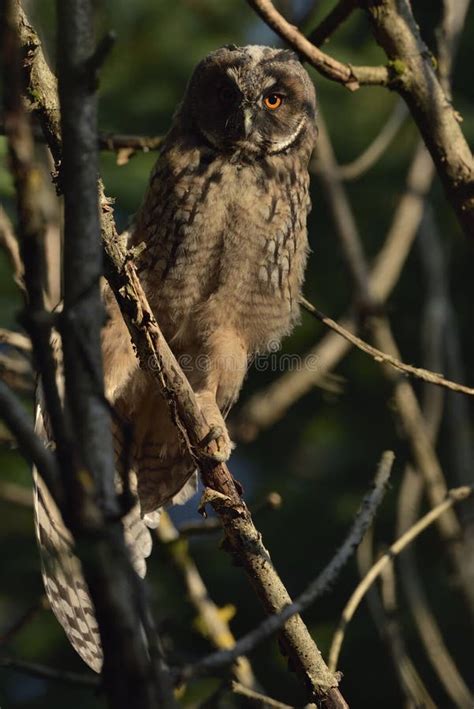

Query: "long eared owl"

xmin=34 ymin=44 xmax=317 ymax=671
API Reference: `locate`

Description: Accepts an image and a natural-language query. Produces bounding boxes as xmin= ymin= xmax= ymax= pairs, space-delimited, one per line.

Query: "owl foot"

xmin=199 ymin=425 xmax=233 ymax=463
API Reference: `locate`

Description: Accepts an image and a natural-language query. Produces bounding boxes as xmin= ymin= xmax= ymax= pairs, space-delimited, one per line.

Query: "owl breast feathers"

xmin=34 ymin=44 xmax=317 ymax=671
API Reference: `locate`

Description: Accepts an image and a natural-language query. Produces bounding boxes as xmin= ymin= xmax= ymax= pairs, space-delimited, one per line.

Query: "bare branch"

xmin=184 ymin=451 xmax=393 ymax=680
xmin=312 ymin=100 xmax=474 ymax=615
xmin=246 ymin=0 xmax=389 ymax=89
xmin=0 ymin=122 xmax=163 ymax=156
xmin=398 ymin=468 xmax=473 ymax=708
xmin=0 ymin=349 xmax=33 ymax=393
xmin=2 ymin=0 xmax=72 ymax=493
xmin=0 ymin=480 xmax=33 ymax=507
xmin=0 ymin=205 xmax=24 ymax=288
xmin=357 ymin=529 xmax=436 ymax=708
xmin=328 ymin=485 xmax=473 ymax=672
xmin=0 ymin=597 xmax=47 ymax=648
xmin=99 ymin=132 xmax=163 ymax=153
xmin=55 ymin=1 xmax=176 ymax=705
xmin=333 ymin=101 xmax=408 ymax=181
xmin=230 ymin=681 xmax=293 ymax=708
xmin=0 ymin=656 xmax=99 ymax=687
xmin=301 ymin=298 xmax=474 ymax=398
xmin=0 ymin=380 xmax=61 ymax=504
xmin=357 ymin=0 xmax=474 ymax=237
xmin=372 ymin=320 xmax=474 ymax=616
xmin=307 ymin=0 xmax=356 ymax=47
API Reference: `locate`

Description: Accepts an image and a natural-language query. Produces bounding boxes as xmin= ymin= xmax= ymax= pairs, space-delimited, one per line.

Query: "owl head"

xmin=181 ymin=45 xmax=317 ymax=158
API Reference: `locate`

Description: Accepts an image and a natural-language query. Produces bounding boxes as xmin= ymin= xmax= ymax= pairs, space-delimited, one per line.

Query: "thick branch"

xmin=56 ymin=1 xmax=175 ymax=706
xmin=358 ymin=0 xmax=474 ymax=238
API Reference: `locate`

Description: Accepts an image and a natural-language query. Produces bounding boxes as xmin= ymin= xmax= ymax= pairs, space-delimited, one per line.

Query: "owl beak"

xmin=243 ymin=107 xmax=254 ymax=138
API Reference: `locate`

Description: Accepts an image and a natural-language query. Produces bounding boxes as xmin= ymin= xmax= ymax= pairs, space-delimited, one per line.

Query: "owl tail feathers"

xmin=33 ymin=471 xmax=104 ymax=672
xmin=33 ymin=470 xmax=158 ymax=673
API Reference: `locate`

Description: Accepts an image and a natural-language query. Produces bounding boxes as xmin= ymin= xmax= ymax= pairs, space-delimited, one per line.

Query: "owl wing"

xmin=33 ymin=343 xmax=154 ymax=672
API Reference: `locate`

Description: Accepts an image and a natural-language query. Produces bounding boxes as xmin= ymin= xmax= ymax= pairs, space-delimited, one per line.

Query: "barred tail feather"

xmin=33 ymin=470 xmax=104 ymax=672
xmin=33 ymin=404 xmax=155 ymax=673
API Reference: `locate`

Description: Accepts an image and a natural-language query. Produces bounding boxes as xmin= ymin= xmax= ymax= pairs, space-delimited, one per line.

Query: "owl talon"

xmin=199 ymin=425 xmax=232 ymax=462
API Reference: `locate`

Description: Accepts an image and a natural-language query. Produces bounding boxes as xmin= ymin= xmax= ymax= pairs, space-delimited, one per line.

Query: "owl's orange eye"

xmin=263 ymin=94 xmax=283 ymax=110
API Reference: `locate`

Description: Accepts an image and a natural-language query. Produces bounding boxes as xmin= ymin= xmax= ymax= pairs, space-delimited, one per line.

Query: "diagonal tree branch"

xmin=184 ymin=451 xmax=392 ymax=680
xmin=307 ymin=0 xmax=357 ymax=47
xmin=301 ymin=298 xmax=474 ymax=397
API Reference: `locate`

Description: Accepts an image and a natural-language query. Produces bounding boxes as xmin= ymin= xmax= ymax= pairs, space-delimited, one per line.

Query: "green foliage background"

xmin=0 ymin=1 xmax=473 ymax=706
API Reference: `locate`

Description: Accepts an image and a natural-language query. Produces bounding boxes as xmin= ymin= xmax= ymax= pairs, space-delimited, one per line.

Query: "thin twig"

xmin=307 ymin=80 xmax=474 ymax=616
xmin=0 ymin=122 xmax=163 ymax=154
xmin=0 ymin=205 xmax=24 ymax=288
xmin=397 ymin=468 xmax=473 ymax=708
xmin=0 ymin=597 xmax=47 ymax=648
xmin=300 ymin=298 xmax=474 ymax=398
xmin=99 ymin=132 xmax=163 ymax=152
xmin=0 ymin=480 xmax=33 ymax=507
xmin=230 ymin=680 xmax=293 ymax=708
xmin=0 ymin=380 xmax=61 ymax=504
xmin=357 ymin=529 xmax=436 ymax=708
xmin=246 ymin=0 xmax=389 ymax=89
xmin=334 ymin=101 xmax=408 ymax=181
xmin=0 ymin=350 xmax=33 ymax=393
xmin=307 ymin=0 xmax=356 ymax=47
xmin=328 ymin=485 xmax=473 ymax=672
xmin=0 ymin=656 xmax=99 ymax=687
xmin=184 ymin=451 xmax=393 ymax=679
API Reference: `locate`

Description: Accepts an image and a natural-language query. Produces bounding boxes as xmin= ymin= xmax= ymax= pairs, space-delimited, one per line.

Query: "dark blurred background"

xmin=0 ymin=1 xmax=473 ymax=707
